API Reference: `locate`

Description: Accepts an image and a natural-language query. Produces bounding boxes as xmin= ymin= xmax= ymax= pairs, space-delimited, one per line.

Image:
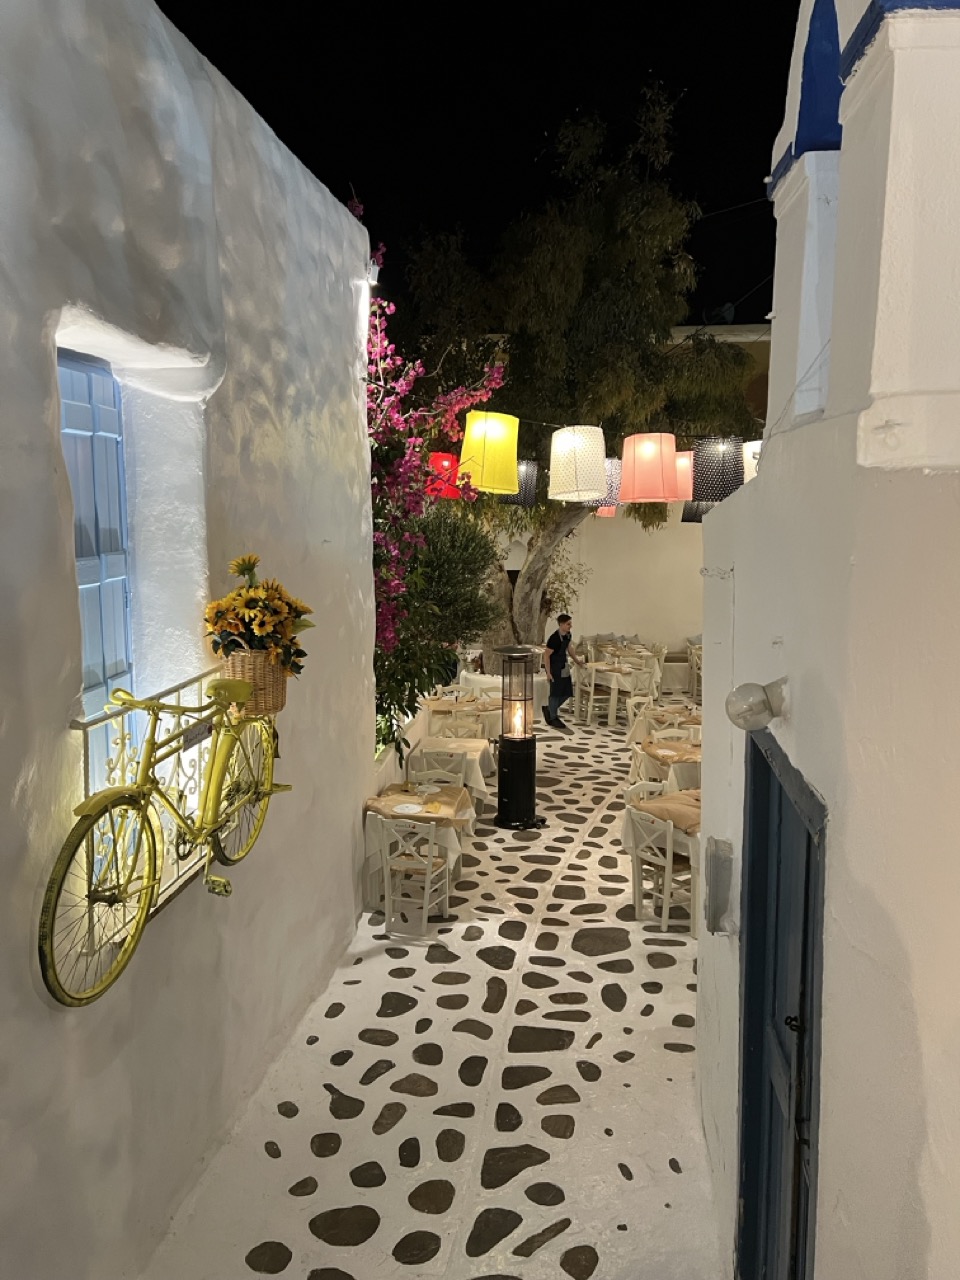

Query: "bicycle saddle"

xmin=206 ymin=678 xmax=253 ymax=705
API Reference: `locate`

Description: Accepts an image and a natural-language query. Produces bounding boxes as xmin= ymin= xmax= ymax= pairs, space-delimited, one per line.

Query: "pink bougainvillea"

xmin=366 ymin=295 xmax=503 ymax=654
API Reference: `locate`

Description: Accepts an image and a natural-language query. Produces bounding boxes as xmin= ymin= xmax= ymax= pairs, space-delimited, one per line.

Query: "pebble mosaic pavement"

xmin=142 ymin=721 xmax=722 ymax=1280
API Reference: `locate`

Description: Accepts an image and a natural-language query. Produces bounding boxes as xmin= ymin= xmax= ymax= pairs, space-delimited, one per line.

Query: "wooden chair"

xmin=582 ymin=666 xmax=613 ymax=725
xmin=408 ymin=750 xmax=467 ymax=788
xmin=380 ymin=819 xmax=449 ymax=934
xmin=436 ymin=717 xmax=483 ymax=739
xmin=624 ymin=806 xmax=698 ymax=935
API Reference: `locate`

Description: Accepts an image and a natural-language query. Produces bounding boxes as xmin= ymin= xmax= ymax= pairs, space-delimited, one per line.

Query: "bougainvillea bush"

xmin=366 ymin=296 xmax=503 ymax=752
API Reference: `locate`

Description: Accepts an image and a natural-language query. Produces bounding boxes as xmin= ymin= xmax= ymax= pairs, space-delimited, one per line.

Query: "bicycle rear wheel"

xmin=213 ymin=719 xmax=275 ymax=865
xmin=39 ymin=798 xmax=157 ymax=1006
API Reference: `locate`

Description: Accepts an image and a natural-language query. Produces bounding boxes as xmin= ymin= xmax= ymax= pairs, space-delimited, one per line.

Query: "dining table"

xmin=581 ymin=661 xmax=647 ymax=726
xmin=362 ymin=781 xmax=476 ymax=911
xmin=459 ymin=668 xmax=550 ymax=713
xmin=422 ymin=693 xmax=502 ymax=741
xmin=646 ymin=708 xmax=702 ymax=730
xmin=640 ymin=737 xmax=702 ymax=791
xmin=410 ymin=735 xmax=496 ymax=801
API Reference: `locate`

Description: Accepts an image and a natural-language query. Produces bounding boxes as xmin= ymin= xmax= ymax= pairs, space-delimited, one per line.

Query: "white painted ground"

xmin=142 ymin=722 xmax=721 ymax=1280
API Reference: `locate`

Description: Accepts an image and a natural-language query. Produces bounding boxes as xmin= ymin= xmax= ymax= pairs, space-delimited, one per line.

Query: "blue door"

xmin=737 ymin=732 xmax=825 ymax=1280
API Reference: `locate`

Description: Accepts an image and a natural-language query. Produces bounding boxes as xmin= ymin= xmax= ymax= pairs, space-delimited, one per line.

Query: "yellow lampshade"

xmin=459 ymin=411 xmax=519 ymax=494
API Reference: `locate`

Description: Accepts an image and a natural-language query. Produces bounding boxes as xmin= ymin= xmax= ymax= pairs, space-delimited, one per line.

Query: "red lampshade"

xmin=619 ymin=433 xmax=678 ymax=502
xmin=675 ymin=450 xmax=694 ymax=501
xmin=427 ymin=452 xmax=461 ymax=499
xmin=596 ymin=505 xmax=617 ymax=518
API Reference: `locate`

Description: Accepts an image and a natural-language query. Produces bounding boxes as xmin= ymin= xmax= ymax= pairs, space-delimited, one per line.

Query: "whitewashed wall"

xmin=699 ymin=9 xmax=960 ymax=1278
xmin=0 ymin=4 xmax=374 ymax=1278
xmin=570 ymin=506 xmax=703 ymax=649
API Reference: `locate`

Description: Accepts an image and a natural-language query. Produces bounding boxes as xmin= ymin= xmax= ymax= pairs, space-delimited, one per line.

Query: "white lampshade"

xmin=547 ymin=425 xmax=607 ymax=502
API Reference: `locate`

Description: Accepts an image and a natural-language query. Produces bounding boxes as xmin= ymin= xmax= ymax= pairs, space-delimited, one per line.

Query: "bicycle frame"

xmin=106 ymin=695 xmax=263 ymax=894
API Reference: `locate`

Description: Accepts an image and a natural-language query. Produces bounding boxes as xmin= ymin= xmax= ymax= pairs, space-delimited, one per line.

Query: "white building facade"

xmin=700 ymin=2 xmax=960 ymax=1277
xmin=0 ymin=3 xmax=374 ymax=1277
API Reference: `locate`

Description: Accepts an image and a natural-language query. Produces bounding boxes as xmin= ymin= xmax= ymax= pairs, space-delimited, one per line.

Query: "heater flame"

xmin=510 ymin=701 xmax=524 ymax=737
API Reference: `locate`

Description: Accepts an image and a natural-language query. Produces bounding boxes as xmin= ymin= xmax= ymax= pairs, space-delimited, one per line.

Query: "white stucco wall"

xmin=570 ymin=506 xmax=703 ymax=649
xmin=700 ymin=11 xmax=960 ymax=1279
xmin=0 ymin=4 xmax=374 ymax=1278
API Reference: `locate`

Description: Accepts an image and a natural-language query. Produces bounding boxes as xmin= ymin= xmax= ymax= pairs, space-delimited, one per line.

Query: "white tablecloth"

xmin=412 ymin=736 xmax=495 ymax=801
xmin=459 ymin=669 xmax=551 ymax=717
xmin=425 ymin=700 xmax=502 ymax=741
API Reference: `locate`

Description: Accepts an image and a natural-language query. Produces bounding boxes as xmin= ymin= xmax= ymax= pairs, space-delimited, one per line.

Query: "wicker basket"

xmin=221 ymin=648 xmax=287 ymax=716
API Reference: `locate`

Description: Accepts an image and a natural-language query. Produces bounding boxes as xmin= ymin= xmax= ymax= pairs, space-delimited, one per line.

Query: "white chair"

xmin=571 ymin=665 xmax=589 ymax=722
xmin=626 ymin=743 xmax=667 ymax=788
xmin=624 ymin=807 xmax=698 ymax=935
xmin=626 ymin=694 xmax=654 ymax=729
xmin=687 ymin=723 xmax=702 ymax=744
xmin=581 ymin=666 xmax=613 ymax=725
xmin=436 ymin=717 xmax=483 ymax=739
xmin=408 ymin=750 xmax=467 ymax=788
xmin=650 ymin=726 xmax=691 ymax=743
xmin=380 ymin=819 xmax=449 ymax=934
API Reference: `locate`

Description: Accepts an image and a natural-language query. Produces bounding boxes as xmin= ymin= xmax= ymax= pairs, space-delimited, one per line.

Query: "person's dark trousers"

xmin=548 ymin=688 xmax=570 ymax=722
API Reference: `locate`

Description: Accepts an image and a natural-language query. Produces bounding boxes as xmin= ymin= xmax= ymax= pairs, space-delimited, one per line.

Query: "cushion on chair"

xmin=627 ymin=788 xmax=701 ymax=834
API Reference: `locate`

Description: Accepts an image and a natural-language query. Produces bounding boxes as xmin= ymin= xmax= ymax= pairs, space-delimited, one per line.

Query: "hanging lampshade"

xmin=585 ymin=458 xmax=622 ymax=509
xmin=596 ymin=506 xmax=617 ymax=518
xmin=426 ymin=452 xmax=461 ymax=499
xmin=619 ymin=433 xmax=678 ymax=502
xmin=500 ymin=460 xmax=539 ymax=508
xmin=459 ymin=411 xmax=519 ymax=494
xmin=547 ymin=425 xmax=607 ymax=502
xmin=743 ymin=439 xmax=763 ymax=483
xmin=692 ymin=437 xmax=744 ymax=502
xmin=681 ymin=501 xmax=716 ymax=524
xmin=675 ymin=451 xmax=694 ymax=502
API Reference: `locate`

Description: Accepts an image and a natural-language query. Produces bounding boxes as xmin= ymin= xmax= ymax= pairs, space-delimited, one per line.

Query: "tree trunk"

xmin=513 ymin=505 xmax=590 ymax=643
xmin=481 ymin=564 xmax=519 ymax=676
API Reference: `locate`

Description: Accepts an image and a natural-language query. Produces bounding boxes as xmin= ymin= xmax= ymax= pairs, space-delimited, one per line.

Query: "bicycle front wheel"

xmin=38 ymin=798 xmax=157 ymax=1006
xmin=213 ymin=719 xmax=275 ymax=865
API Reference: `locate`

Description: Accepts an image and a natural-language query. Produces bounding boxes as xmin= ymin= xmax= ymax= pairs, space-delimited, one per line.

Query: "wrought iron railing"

xmin=71 ymin=667 xmax=219 ymax=912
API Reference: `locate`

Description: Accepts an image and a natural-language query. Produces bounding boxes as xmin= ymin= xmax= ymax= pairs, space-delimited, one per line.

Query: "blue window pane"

xmin=58 ymin=351 xmax=133 ymax=709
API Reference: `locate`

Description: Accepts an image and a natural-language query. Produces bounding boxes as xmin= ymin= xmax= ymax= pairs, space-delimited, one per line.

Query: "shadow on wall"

xmin=820 ymin=880 xmax=930 ymax=1279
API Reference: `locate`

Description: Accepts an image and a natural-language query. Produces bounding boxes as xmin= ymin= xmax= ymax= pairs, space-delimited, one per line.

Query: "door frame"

xmin=736 ymin=728 xmax=827 ymax=1280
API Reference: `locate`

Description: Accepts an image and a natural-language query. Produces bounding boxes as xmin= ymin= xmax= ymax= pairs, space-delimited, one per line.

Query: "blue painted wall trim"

xmin=768 ymin=0 xmax=842 ymax=199
xmin=841 ymin=0 xmax=960 ymax=79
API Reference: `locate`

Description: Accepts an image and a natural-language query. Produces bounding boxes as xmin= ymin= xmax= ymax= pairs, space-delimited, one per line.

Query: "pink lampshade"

xmin=619 ymin=433 xmax=678 ymax=502
xmin=675 ymin=450 xmax=694 ymax=501
xmin=426 ymin=452 xmax=461 ymax=499
xmin=596 ymin=505 xmax=617 ymax=518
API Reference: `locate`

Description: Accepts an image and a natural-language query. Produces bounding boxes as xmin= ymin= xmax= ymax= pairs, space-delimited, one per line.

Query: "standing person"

xmin=543 ymin=613 xmax=585 ymax=730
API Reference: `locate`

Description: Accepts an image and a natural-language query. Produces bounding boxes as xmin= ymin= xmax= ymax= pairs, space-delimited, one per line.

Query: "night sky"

xmin=155 ymin=3 xmax=801 ymax=324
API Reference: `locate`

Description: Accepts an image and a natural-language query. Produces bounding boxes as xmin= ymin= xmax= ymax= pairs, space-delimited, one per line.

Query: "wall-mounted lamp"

xmin=724 ymin=677 xmax=787 ymax=731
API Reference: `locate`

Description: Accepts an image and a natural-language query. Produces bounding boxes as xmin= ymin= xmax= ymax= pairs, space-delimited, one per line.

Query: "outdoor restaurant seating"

xmin=379 ymin=818 xmax=449 ymax=935
xmin=621 ymin=784 xmax=701 ymax=935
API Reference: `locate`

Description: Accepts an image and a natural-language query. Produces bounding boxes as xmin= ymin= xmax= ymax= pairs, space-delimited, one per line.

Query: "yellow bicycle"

xmin=38 ymin=678 xmax=289 ymax=1007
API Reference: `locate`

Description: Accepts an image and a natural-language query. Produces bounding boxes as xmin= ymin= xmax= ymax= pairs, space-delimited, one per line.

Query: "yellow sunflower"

xmin=228 ymin=554 xmax=260 ymax=581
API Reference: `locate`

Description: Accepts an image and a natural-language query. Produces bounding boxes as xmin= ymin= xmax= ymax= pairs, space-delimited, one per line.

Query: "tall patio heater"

xmin=493 ymin=645 xmax=546 ymax=830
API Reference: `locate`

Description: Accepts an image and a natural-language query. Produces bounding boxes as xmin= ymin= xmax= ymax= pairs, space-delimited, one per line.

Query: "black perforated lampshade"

xmin=692 ymin=437 xmax=744 ymax=502
xmin=681 ymin=501 xmax=717 ymax=524
xmin=499 ymin=460 xmax=539 ymax=507
xmin=584 ymin=458 xmax=622 ymax=509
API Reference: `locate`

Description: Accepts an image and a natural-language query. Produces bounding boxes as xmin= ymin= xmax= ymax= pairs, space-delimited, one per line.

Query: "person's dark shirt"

xmin=546 ymin=629 xmax=572 ymax=679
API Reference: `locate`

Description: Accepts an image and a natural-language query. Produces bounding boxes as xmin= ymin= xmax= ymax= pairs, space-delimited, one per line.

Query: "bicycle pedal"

xmin=206 ymin=875 xmax=233 ymax=897
xmin=270 ymin=782 xmax=293 ymax=793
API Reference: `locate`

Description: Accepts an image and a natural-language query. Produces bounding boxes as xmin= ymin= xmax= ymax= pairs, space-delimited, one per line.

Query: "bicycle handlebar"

xmin=109 ymin=688 xmax=213 ymax=717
